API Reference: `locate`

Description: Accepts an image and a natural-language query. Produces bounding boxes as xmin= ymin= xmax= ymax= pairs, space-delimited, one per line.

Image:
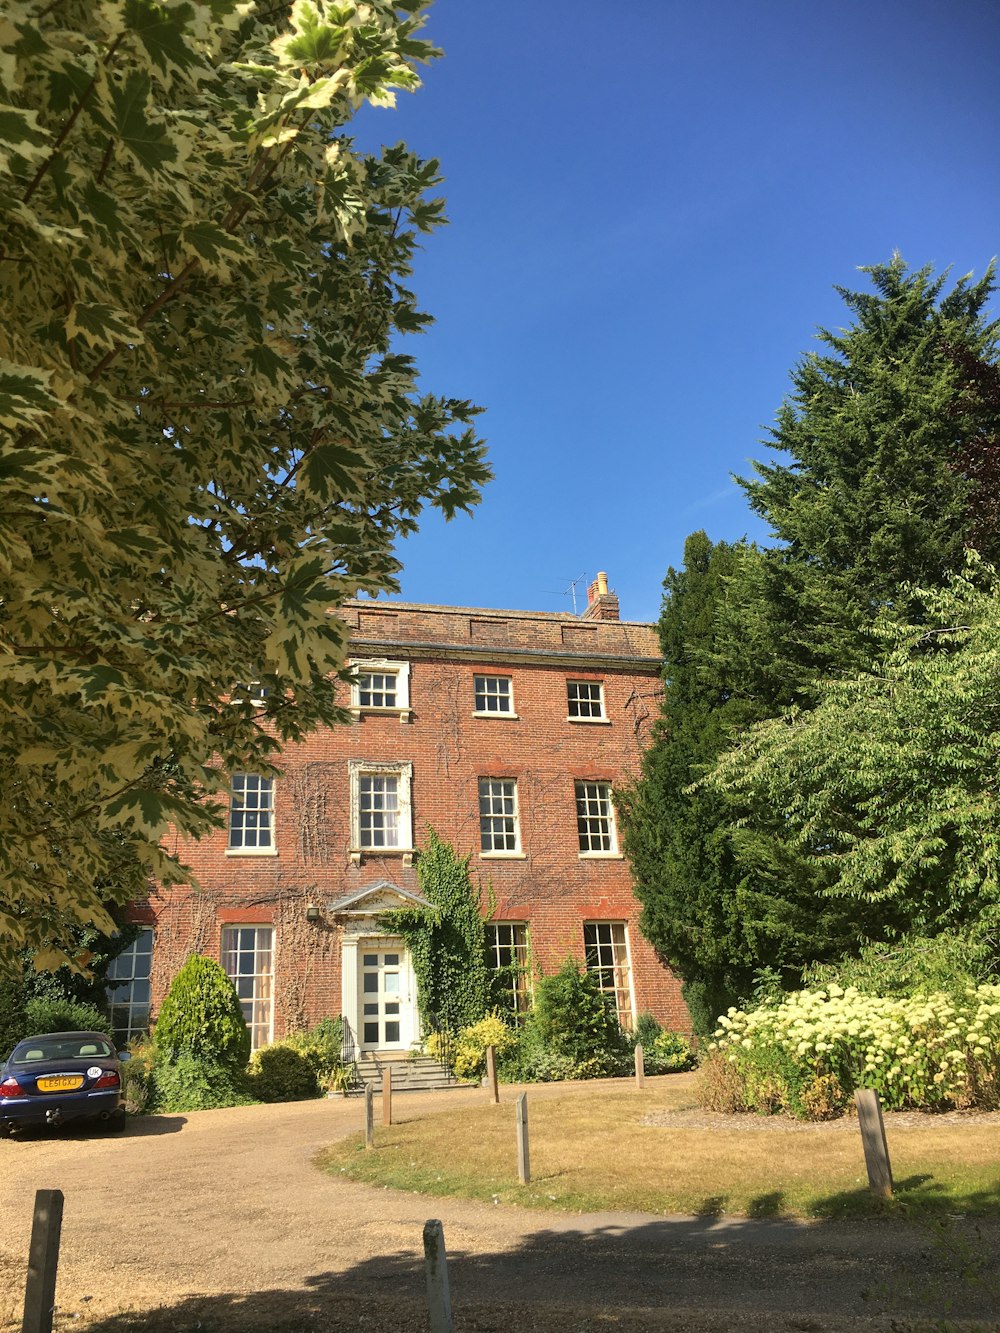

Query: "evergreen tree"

xmin=622 ymin=259 xmax=999 ymax=1026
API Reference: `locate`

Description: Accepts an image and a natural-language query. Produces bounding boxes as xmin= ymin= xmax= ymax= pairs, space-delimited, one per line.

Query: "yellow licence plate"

xmin=37 ymin=1076 xmax=84 ymax=1092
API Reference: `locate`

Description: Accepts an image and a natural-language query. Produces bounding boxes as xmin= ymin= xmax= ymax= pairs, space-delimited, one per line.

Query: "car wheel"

xmin=107 ymin=1109 xmax=127 ymax=1134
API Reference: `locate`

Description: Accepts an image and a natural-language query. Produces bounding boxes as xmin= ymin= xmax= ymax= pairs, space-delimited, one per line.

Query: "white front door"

xmin=358 ymin=943 xmax=409 ymax=1050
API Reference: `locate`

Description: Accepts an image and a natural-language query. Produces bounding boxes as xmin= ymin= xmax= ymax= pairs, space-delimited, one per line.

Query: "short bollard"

xmin=364 ymin=1084 xmax=375 ymax=1150
xmin=485 ymin=1044 xmax=499 ymax=1104
xmin=855 ymin=1088 xmax=893 ymax=1198
xmin=423 ymin=1219 xmax=453 ymax=1333
xmin=22 ymin=1188 xmax=64 ymax=1333
xmin=515 ymin=1091 xmax=530 ymax=1184
xmin=634 ymin=1043 xmax=646 ymax=1089
xmin=383 ymin=1064 xmax=393 ymax=1127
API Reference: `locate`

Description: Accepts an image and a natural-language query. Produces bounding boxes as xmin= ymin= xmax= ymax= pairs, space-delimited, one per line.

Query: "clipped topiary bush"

xmin=248 ymin=1042 xmax=321 ymax=1103
xmin=25 ymin=996 xmax=108 ymax=1038
xmin=153 ymin=954 xmax=251 ymax=1068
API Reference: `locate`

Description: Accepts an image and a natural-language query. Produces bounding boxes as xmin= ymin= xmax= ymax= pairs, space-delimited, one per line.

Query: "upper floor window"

xmin=228 ymin=774 xmax=274 ymax=852
xmin=485 ymin=922 xmax=530 ymax=1018
xmin=474 ymin=675 xmax=515 ymax=716
xmin=349 ymin=760 xmax=413 ymax=864
xmin=350 ymin=659 xmax=411 ymax=718
xmin=584 ymin=922 xmax=634 ymax=1029
xmin=567 ymin=680 xmax=605 ymax=720
xmin=105 ymin=929 xmax=154 ymax=1047
xmin=575 ymin=780 xmax=617 ymax=854
xmin=479 ymin=778 xmax=520 ymax=853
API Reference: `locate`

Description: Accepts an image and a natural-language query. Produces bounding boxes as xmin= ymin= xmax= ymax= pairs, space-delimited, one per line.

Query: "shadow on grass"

xmin=66 ymin=1188 xmax=1000 ymax=1333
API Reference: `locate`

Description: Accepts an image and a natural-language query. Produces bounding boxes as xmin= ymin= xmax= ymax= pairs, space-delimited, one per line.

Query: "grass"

xmin=318 ymin=1076 xmax=1000 ymax=1221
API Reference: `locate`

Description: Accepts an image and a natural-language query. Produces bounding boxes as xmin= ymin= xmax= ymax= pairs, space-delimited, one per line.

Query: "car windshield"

xmin=12 ymin=1038 xmax=114 ymax=1063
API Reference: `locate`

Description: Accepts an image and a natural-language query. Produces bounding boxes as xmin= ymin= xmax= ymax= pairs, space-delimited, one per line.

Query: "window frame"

xmin=478 ymin=777 xmax=522 ymax=855
xmin=349 ymin=658 xmax=412 ymax=720
xmin=485 ymin=922 xmax=530 ymax=1019
xmin=105 ymin=928 xmax=154 ymax=1047
xmin=221 ymin=925 xmax=274 ymax=1050
xmin=566 ymin=679 xmax=608 ymax=722
xmin=583 ymin=921 xmax=635 ymax=1030
xmin=349 ymin=760 xmax=414 ymax=864
xmin=574 ymin=779 xmax=619 ymax=856
xmin=226 ymin=773 xmax=276 ymax=855
xmin=472 ymin=674 xmax=516 ymax=718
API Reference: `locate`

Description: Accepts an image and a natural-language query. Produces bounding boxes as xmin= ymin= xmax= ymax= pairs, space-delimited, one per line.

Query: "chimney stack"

xmin=581 ymin=570 xmax=620 ymax=621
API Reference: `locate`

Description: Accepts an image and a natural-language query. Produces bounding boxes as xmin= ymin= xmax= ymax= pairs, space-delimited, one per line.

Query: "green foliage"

xmin=0 ymin=1 xmax=489 ymax=970
xmin=509 ymin=960 xmax=629 ymax=1080
xmin=24 ymin=995 xmax=107 ymax=1037
xmin=449 ymin=1011 xmax=518 ymax=1082
xmin=247 ymin=1042 xmax=321 ymax=1103
xmin=119 ymin=1038 xmax=154 ymax=1115
xmin=711 ymin=564 xmax=1000 ymax=960
xmin=631 ymin=1013 xmax=696 ymax=1074
xmin=621 ymin=260 xmax=1000 ymax=1015
xmin=388 ymin=829 xmax=489 ymax=1033
xmin=706 ymin=985 xmax=1000 ymax=1118
xmin=0 ymin=974 xmax=28 ymax=1059
xmin=804 ymin=931 xmax=997 ymax=999
xmin=285 ymin=1016 xmax=345 ymax=1083
xmin=152 ymin=954 xmax=250 ymax=1069
xmin=149 ymin=1052 xmax=257 ymax=1114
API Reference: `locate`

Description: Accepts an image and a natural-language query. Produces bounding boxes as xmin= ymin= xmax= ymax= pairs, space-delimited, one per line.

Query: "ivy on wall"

xmin=385 ymin=829 xmax=489 ymax=1034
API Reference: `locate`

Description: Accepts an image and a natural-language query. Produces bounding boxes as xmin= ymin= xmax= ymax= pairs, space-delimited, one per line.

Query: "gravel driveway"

xmin=2 ymin=1081 xmax=998 ymax=1333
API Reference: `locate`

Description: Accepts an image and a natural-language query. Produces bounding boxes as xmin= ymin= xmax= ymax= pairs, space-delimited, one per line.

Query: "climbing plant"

xmin=385 ymin=829 xmax=489 ymax=1034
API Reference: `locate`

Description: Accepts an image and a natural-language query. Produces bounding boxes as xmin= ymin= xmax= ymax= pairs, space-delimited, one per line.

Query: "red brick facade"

xmin=131 ymin=585 xmax=688 ymax=1047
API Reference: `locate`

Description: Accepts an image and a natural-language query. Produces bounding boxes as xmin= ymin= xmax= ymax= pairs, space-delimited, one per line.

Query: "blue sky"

xmin=357 ymin=0 xmax=999 ymax=624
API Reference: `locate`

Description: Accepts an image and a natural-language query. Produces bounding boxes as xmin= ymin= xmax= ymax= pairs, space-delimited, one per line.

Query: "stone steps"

xmin=347 ymin=1054 xmax=470 ymax=1094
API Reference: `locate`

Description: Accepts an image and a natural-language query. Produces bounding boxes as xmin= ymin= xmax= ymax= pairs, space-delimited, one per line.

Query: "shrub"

xmin=150 ymin=1052 xmax=256 ymax=1113
xmin=248 ymin=1042 xmax=322 ymax=1103
xmin=650 ymin=1028 xmax=696 ymax=1073
xmin=631 ymin=1012 xmax=663 ymax=1053
xmin=153 ymin=954 xmax=250 ymax=1068
xmin=285 ymin=1016 xmax=344 ymax=1085
xmin=451 ymin=1011 xmax=519 ymax=1082
xmin=707 ymin=984 xmax=1000 ymax=1119
xmin=529 ymin=961 xmax=628 ymax=1069
xmin=120 ymin=1039 xmax=154 ymax=1115
xmin=0 ymin=975 xmax=28 ymax=1059
xmin=25 ymin=996 xmax=107 ymax=1038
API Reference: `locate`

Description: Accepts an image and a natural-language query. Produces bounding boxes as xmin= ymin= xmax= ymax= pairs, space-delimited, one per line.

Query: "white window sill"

xmin=225 ymin=847 xmax=278 ymax=857
xmin=566 ymin=715 xmax=611 ymax=725
xmin=578 ymin=852 xmax=624 ymax=860
xmin=472 ymin=710 xmax=519 ymax=720
xmin=350 ymin=707 xmax=413 ymax=724
xmin=350 ymin=847 xmax=414 ymax=867
xmin=480 ymin=851 xmax=527 ymax=860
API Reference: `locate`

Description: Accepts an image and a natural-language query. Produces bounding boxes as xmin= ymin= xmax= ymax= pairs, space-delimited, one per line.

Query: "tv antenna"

xmin=544 ymin=573 xmax=588 ymax=615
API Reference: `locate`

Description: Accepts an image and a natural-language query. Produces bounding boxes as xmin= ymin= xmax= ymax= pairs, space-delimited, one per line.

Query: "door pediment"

xmin=326 ymin=880 xmax=429 ymax=919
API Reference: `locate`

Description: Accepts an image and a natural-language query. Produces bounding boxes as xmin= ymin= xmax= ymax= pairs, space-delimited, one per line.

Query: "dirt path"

xmin=1 ymin=1080 xmax=997 ymax=1332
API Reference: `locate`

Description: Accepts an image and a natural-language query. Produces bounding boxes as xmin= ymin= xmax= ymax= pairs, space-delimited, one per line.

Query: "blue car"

xmin=0 ymin=1031 xmax=127 ymax=1136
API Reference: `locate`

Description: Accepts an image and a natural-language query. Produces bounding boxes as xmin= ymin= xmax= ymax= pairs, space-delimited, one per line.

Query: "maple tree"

xmin=0 ymin=1 xmax=489 ymax=968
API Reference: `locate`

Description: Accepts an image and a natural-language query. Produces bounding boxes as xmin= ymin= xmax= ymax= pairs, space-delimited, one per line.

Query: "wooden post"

xmin=634 ymin=1043 xmax=646 ymax=1089
xmin=515 ymin=1091 xmax=530 ymax=1184
xmin=21 ymin=1188 xmax=64 ymax=1333
xmin=422 ymin=1218 xmax=453 ymax=1333
xmin=485 ymin=1044 xmax=499 ymax=1104
xmin=382 ymin=1064 xmax=393 ymax=1127
xmin=364 ymin=1083 xmax=374 ymax=1150
xmin=854 ymin=1088 xmax=893 ymax=1199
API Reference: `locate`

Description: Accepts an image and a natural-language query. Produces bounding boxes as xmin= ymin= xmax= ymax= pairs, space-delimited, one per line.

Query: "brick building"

xmin=108 ymin=574 xmax=688 ymax=1052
